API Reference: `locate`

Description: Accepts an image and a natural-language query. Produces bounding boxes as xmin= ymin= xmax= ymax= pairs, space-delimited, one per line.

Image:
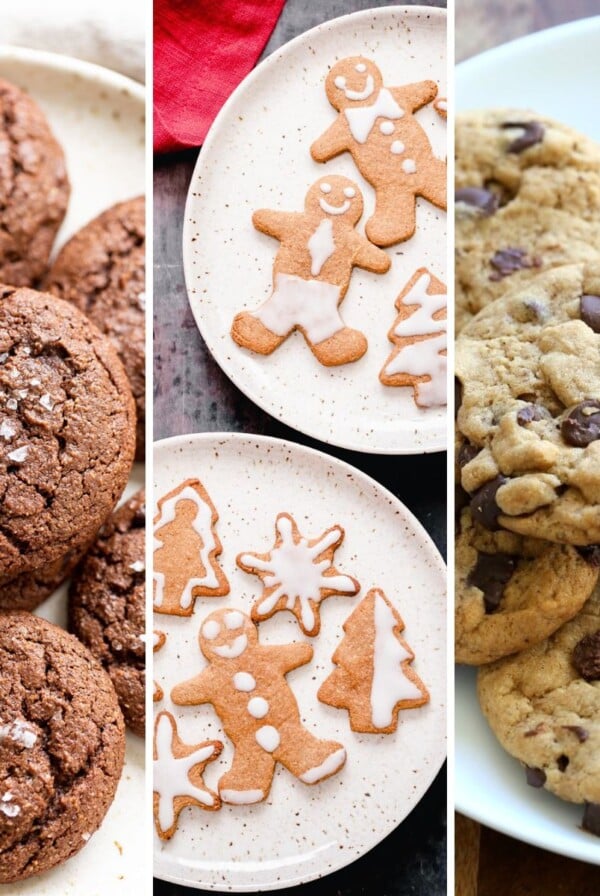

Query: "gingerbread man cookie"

xmin=379 ymin=268 xmax=447 ymax=408
xmin=231 ymin=175 xmax=390 ymax=366
xmin=171 ymin=609 xmax=347 ymax=805
xmin=153 ymin=479 xmax=229 ymax=616
xmin=318 ymin=588 xmax=429 ymax=734
xmin=237 ymin=512 xmax=360 ymax=637
xmin=311 ymin=57 xmax=446 ymax=246
xmin=153 ymin=711 xmax=222 ymax=840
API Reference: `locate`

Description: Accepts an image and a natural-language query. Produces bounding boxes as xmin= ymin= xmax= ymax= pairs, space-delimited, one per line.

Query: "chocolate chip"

xmin=557 ymin=754 xmax=569 ymax=772
xmin=469 ymin=476 xmax=508 ymax=531
xmin=455 ymin=187 xmax=499 ymax=216
xmin=502 ymin=121 xmax=545 ymax=153
xmin=525 ymin=766 xmax=546 ymax=788
xmin=489 ymin=247 xmax=541 ymax=280
xmin=467 ymin=552 xmax=516 ymax=613
xmin=582 ymin=802 xmax=600 ymax=837
xmin=577 ymin=545 xmax=600 ymax=568
xmin=572 ymin=631 xmax=600 ymax=681
xmin=525 ymin=723 xmax=545 ymax=737
xmin=563 ymin=725 xmax=589 ymax=743
xmin=458 ymin=441 xmax=479 ymax=468
xmin=580 ymin=294 xmax=600 ymax=333
xmin=455 ymin=484 xmax=470 ymax=527
xmin=517 ymin=404 xmax=551 ymax=426
xmin=561 ymin=401 xmax=600 ymax=447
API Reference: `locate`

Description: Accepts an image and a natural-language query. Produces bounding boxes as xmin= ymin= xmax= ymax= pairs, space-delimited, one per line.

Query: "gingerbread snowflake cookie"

xmin=153 ymin=711 xmax=222 ymax=840
xmin=231 ymin=175 xmax=390 ymax=366
xmin=311 ymin=57 xmax=446 ymax=246
xmin=237 ymin=512 xmax=360 ymax=636
xmin=379 ymin=268 xmax=447 ymax=407
xmin=153 ymin=479 xmax=229 ymax=616
xmin=318 ymin=589 xmax=429 ymax=734
xmin=171 ymin=609 xmax=347 ymax=805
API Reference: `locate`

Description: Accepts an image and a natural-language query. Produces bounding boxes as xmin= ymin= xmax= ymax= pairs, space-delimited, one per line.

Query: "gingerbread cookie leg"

xmin=311 ymin=325 xmax=368 ymax=366
xmin=275 ymin=729 xmax=346 ymax=784
xmin=366 ymin=190 xmax=417 ymax=247
xmin=420 ymin=156 xmax=447 ymax=210
xmin=231 ymin=311 xmax=287 ymax=356
xmin=219 ymin=741 xmax=276 ymax=805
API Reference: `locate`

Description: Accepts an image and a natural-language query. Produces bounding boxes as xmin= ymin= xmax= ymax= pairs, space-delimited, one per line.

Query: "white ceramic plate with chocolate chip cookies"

xmin=456 ymin=16 xmax=600 ymax=865
xmin=0 ymin=48 xmax=148 ymax=895
xmin=183 ymin=6 xmax=447 ymax=454
xmin=153 ymin=433 xmax=446 ymax=890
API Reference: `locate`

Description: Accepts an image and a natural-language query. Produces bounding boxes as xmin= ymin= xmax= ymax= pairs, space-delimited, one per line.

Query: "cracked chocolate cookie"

xmin=455 ymin=109 xmax=600 ymax=331
xmin=45 ymin=197 xmax=145 ymax=459
xmin=456 ymin=263 xmax=600 ymax=545
xmin=0 ymin=286 xmax=136 ymax=579
xmin=0 ymin=544 xmax=88 ymax=612
xmin=69 ymin=489 xmax=145 ymax=737
xmin=0 ymin=78 xmax=70 ymax=287
xmin=0 ymin=612 xmax=125 ymax=882
xmin=455 ymin=507 xmax=598 ymax=665
xmin=478 ymin=586 xmax=600 ymax=832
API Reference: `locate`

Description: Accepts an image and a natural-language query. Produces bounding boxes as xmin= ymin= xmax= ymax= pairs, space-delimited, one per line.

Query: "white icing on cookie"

xmin=233 ymin=671 xmax=256 ymax=692
xmin=307 ymin=219 xmax=335 ymax=276
xmin=202 ymin=620 xmax=220 ymax=640
xmin=152 ymin=632 xmax=160 ymax=648
xmin=319 ymin=197 xmax=350 ymax=216
xmin=437 ymin=100 xmax=447 ymax=111
xmin=247 ymin=696 xmax=269 ymax=719
xmin=371 ymin=593 xmax=424 ymax=728
xmin=343 ymin=186 xmax=356 ymax=198
xmin=220 ymin=788 xmax=264 ymax=805
xmin=240 ymin=514 xmax=357 ymax=633
xmin=153 ymin=714 xmax=217 ymax=833
xmin=393 ymin=272 xmax=446 ymax=338
xmin=153 ymin=484 xmax=220 ymax=609
xmin=402 ymin=159 xmax=416 ymax=174
xmin=224 ymin=610 xmax=244 ymax=630
xmin=253 ymin=273 xmax=343 ymax=344
xmin=213 ymin=634 xmax=248 ymax=659
xmin=379 ymin=121 xmax=394 ymax=135
xmin=255 ymin=724 xmax=280 ymax=752
xmin=299 ymin=747 xmax=346 ymax=783
xmin=390 ymin=140 xmax=405 ymax=154
xmin=355 ymin=63 xmax=366 ymax=73
xmin=319 ymin=182 xmax=332 ymax=194
xmin=0 ymin=718 xmax=37 ymax=749
xmin=344 ymin=88 xmax=404 ymax=143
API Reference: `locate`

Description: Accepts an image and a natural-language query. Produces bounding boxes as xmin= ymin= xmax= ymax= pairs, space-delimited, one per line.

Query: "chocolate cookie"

xmin=45 ymin=197 xmax=146 ymax=459
xmin=0 ymin=286 xmax=136 ymax=579
xmin=478 ymin=587 xmax=600 ymax=831
xmin=0 ymin=544 xmax=88 ymax=612
xmin=0 ymin=612 xmax=125 ymax=883
xmin=455 ymin=507 xmax=598 ymax=665
xmin=0 ymin=78 xmax=70 ymax=287
xmin=456 ymin=263 xmax=600 ymax=545
xmin=69 ymin=490 xmax=145 ymax=737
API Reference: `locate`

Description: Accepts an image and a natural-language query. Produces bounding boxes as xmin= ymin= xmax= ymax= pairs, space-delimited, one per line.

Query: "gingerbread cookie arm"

xmin=310 ymin=118 xmax=350 ymax=162
xmin=252 ymin=209 xmax=301 ymax=241
xmin=171 ymin=669 xmax=215 ymax=707
xmin=391 ymin=80 xmax=438 ymax=112
xmin=270 ymin=641 xmax=313 ymax=674
xmin=353 ymin=234 xmax=391 ymax=275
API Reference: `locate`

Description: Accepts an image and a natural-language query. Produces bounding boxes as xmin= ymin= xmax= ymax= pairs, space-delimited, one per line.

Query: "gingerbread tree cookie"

xmin=379 ymin=268 xmax=447 ymax=408
xmin=311 ymin=57 xmax=446 ymax=246
xmin=171 ymin=609 xmax=347 ymax=805
xmin=317 ymin=588 xmax=429 ymax=733
xmin=153 ymin=630 xmax=166 ymax=702
xmin=237 ymin=512 xmax=360 ymax=636
xmin=153 ymin=479 xmax=229 ymax=616
xmin=231 ymin=174 xmax=390 ymax=366
xmin=153 ymin=711 xmax=222 ymax=840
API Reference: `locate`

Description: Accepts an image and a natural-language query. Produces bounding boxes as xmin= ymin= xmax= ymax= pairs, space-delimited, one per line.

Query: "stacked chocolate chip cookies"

xmin=0 ymin=79 xmax=146 ymax=883
xmin=455 ymin=110 xmax=600 ymax=836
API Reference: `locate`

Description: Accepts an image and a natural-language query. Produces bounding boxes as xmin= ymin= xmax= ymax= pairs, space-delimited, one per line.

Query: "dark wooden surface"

xmin=455 ymin=1 xmax=600 ymax=891
xmin=153 ymin=1 xmax=447 ymax=894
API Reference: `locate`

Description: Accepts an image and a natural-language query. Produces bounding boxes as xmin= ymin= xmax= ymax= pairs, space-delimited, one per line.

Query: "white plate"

xmin=456 ymin=18 xmax=600 ymax=865
xmin=0 ymin=48 xmax=148 ymax=894
xmin=153 ymin=433 xmax=446 ymax=891
xmin=183 ymin=7 xmax=447 ymax=454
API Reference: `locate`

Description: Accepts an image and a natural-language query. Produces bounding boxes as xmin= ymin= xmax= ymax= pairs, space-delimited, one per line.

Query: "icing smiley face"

xmin=325 ymin=57 xmax=384 ymax=111
xmin=305 ymin=175 xmax=363 ymax=225
xmin=199 ymin=609 xmax=258 ymax=661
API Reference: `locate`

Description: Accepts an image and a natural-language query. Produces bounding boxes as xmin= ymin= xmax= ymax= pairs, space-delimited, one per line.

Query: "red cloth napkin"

xmin=154 ymin=0 xmax=285 ymax=153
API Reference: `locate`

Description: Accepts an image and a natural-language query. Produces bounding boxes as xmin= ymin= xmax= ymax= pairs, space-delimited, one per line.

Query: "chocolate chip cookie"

xmin=455 ymin=109 xmax=600 ymax=331
xmin=456 ymin=263 xmax=600 ymax=545
xmin=69 ymin=490 xmax=145 ymax=737
xmin=478 ymin=586 xmax=600 ymax=834
xmin=0 ymin=286 xmax=136 ymax=579
xmin=45 ymin=197 xmax=145 ymax=459
xmin=456 ymin=506 xmax=598 ymax=665
xmin=0 ymin=78 xmax=70 ymax=287
xmin=0 ymin=612 xmax=125 ymax=883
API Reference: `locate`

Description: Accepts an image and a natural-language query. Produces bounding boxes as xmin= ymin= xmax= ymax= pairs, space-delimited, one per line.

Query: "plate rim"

xmin=456 ymin=16 xmax=600 ymax=864
xmin=182 ymin=5 xmax=447 ymax=456
xmin=153 ymin=430 xmax=447 ymax=891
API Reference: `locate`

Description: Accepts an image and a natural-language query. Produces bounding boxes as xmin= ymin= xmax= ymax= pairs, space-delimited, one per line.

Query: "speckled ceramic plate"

xmin=183 ymin=6 xmax=447 ymax=454
xmin=0 ymin=47 xmax=148 ymax=895
xmin=456 ymin=17 xmax=600 ymax=865
xmin=153 ymin=433 xmax=446 ymax=891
